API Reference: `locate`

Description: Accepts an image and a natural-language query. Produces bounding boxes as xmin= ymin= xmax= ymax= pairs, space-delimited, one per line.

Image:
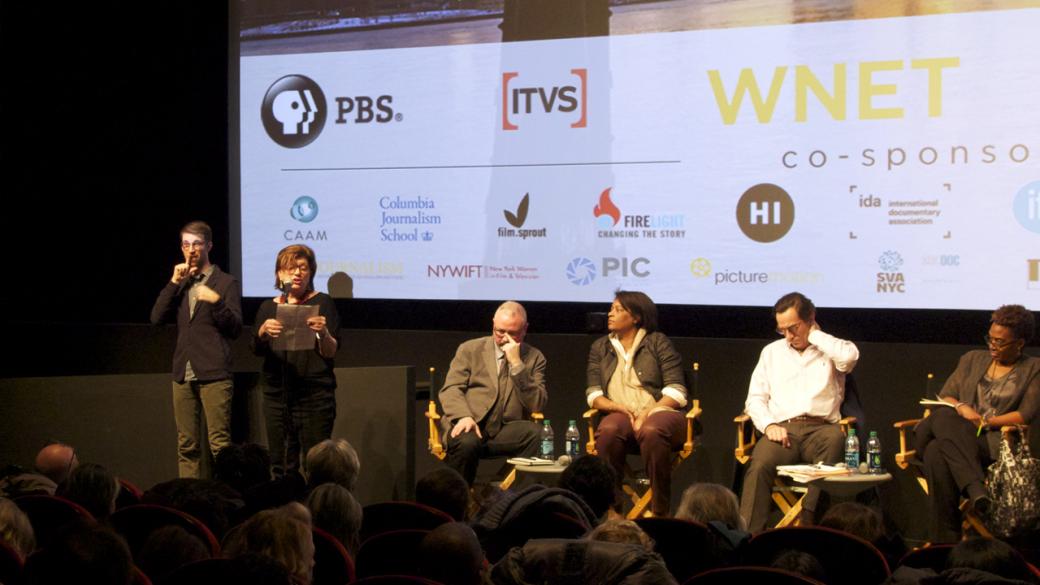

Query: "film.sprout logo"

xmin=261 ymin=75 xmax=327 ymax=148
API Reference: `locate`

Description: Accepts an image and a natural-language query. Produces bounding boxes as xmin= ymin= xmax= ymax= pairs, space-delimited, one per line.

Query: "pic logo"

xmin=877 ymin=250 xmax=906 ymax=293
xmin=1029 ymin=259 xmax=1039 ymax=290
xmin=736 ymin=184 xmax=794 ymax=243
xmin=262 ymin=75 xmax=327 ymax=148
xmin=594 ymin=188 xmax=621 ymax=229
xmin=566 ymin=257 xmax=596 ymax=286
xmin=1013 ymin=180 xmax=1040 ymax=234
xmin=504 ymin=193 xmax=530 ymax=228
xmin=690 ymin=258 xmax=712 ymax=278
xmin=290 ymin=196 xmax=319 ymax=223
xmin=502 ymin=68 xmax=587 ymax=131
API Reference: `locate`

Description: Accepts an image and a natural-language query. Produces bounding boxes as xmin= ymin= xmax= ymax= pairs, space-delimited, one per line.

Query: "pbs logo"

xmin=261 ymin=75 xmax=327 ymax=148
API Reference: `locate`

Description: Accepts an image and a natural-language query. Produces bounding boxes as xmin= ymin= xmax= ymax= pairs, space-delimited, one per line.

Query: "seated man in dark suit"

xmin=439 ymin=301 xmax=548 ymax=485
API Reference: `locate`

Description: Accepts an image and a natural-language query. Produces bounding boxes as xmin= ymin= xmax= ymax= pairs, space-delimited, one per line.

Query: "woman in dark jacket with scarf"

xmin=585 ymin=290 xmax=688 ymax=516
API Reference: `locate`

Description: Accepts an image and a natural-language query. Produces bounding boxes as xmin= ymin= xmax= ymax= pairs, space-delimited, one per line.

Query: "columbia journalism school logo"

xmin=262 ymin=75 xmax=327 ymax=148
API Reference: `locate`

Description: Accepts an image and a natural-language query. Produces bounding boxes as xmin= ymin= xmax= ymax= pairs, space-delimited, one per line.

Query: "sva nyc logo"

xmin=262 ymin=75 xmax=327 ymax=148
xmin=502 ymin=69 xmax=587 ymax=131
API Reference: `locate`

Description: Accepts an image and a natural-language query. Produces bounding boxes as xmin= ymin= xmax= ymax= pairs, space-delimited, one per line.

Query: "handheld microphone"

xmin=281 ymin=280 xmax=293 ymax=299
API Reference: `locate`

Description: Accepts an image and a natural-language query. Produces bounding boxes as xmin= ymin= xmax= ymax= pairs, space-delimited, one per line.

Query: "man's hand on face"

xmin=765 ymin=424 xmax=791 ymax=448
xmin=502 ymin=332 xmax=522 ymax=367
xmin=171 ymin=263 xmax=191 ymax=285
xmin=451 ymin=416 xmax=482 ymax=439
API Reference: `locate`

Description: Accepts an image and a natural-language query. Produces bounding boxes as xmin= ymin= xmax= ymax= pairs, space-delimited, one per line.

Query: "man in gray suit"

xmin=439 ymin=301 xmax=548 ymax=484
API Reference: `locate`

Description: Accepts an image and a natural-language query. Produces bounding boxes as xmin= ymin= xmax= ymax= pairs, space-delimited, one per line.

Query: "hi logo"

xmin=502 ymin=69 xmax=587 ymax=131
xmin=736 ymin=183 xmax=794 ymax=243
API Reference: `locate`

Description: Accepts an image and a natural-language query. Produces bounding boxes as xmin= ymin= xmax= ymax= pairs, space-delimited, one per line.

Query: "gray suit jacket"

xmin=439 ymin=336 xmax=547 ymax=434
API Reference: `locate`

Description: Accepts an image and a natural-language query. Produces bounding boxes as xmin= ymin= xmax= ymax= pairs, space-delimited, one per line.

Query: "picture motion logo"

xmin=262 ymin=75 xmax=327 ymax=148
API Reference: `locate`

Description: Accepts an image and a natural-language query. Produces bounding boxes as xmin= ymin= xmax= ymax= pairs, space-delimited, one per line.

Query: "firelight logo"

xmin=593 ymin=188 xmax=621 ymax=229
xmin=502 ymin=69 xmax=587 ymax=131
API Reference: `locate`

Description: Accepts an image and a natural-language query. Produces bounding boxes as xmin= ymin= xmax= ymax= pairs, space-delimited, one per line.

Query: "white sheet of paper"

xmin=272 ymin=304 xmax=319 ymax=352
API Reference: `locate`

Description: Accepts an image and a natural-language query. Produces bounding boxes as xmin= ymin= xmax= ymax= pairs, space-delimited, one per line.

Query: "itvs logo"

xmin=502 ymin=69 xmax=587 ymax=131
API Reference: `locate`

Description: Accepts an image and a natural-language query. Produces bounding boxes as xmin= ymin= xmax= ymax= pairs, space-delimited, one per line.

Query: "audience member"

xmin=770 ymin=549 xmax=829 ymax=583
xmin=490 ymin=538 xmax=678 ymax=584
xmin=1 ymin=443 xmax=79 ymax=498
xmin=557 ymin=455 xmax=618 ymax=521
xmin=676 ymin=483 xmax=746 ymax=530
xmin=35 ymin=443 xmax=79 ymax=486
xmin=304 ymin=439 xmax=360 ymax=492
xmin=213 ymin=443 xmax=272 ymax=496
xmin=143 ymin=478 xmax=243 ymax=540
xmin=223 ymin=508 xmax=315 ymax=585
xmin=944 ymin=537 xmax=1038 ymax=584
xmin=23 ymin=523 xmax=133 ymax=585
xmin=306 ymin=483 xmax=362 ymax=556
xmin=587 ymin=519 xmax=654 ymax=551
xmin=819 ymin=502 xmax=882 ymax=542
xmin=418 ymin=522 xmax=486 ymax=585
xmin=415 ymin=467 xmax=470 ymax=522
xmin=0 ymin=497 xmax=35 ymax=560
xmin=136 ymin=525 xmax=210 ymax=582
xmin=56 ymin=462 xmax=118 ymax=521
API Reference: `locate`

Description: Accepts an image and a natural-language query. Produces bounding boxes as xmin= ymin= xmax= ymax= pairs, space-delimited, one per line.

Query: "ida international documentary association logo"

xmin=261 ymin=75 xmax=327 ymax=148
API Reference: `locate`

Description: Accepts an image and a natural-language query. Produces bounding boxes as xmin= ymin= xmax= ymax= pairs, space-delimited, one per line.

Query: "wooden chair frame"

xmin=424 ymin=367 xmax=543 ymax=490
xmin=583 ymin=362 xmax=704 ymax=519
xmin=733 ymin=413 xmax=856 ymax=528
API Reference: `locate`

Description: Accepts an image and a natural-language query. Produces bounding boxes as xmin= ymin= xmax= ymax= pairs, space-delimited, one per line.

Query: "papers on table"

xmin=272 ymin=303 xmax=320 ymax=351
xmin=507 ymin=457 xmax=556 ymax=466
xmin=777 ymin=463 xmax=853 ymax=483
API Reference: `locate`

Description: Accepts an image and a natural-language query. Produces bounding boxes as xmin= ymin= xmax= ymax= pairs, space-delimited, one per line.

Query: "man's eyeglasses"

xmin=984 ymin=335 xmax=1016 ymax=349
xmin=776 ymin=322 xmax=803 ymax=336
xmin=181 ymin=241 xmax=207 ymax=250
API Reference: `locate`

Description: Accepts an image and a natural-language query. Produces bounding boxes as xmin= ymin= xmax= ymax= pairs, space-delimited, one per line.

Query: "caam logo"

xmin=502 ymin=69 xmax=587 ymax=131
xmin=261 ymin=74 xmax=401 ymax=148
